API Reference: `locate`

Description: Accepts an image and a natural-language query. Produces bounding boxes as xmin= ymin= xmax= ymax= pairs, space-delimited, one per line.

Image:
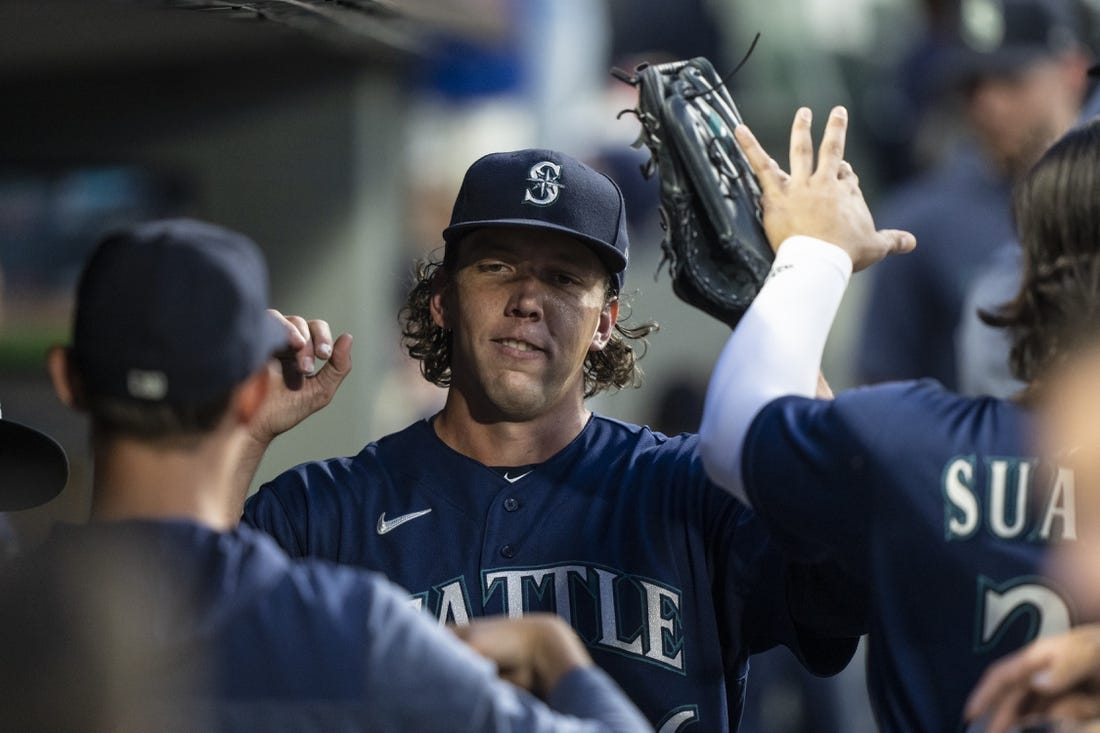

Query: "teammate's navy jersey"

xmin=0 ymin=519 xmax=649 ymax=732
xmin=742 ymin=380 xmax=1078 ymax=732
xmin=243 ymin=414 xmax=865 ymax=731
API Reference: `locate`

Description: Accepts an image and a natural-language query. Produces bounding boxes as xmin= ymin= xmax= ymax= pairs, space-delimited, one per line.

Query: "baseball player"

xmin=241 ymin=148 xmax=871 ymax=731
xmin=0 ymin=219 xmax=651 ymax=732
xmin=700 ymin=104 xmax=1090 ymax=731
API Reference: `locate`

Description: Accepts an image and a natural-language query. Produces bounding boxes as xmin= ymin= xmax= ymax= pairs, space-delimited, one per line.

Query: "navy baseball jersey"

xmin=243 ymin=414 xmax=865 ymax=731
xmin=0 ymin=518 xmax=649 ymax=732
xmin=742 ymin=380 xmax=1077 ymax=732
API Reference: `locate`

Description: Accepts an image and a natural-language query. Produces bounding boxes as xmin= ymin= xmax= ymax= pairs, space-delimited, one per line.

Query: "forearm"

xmin=699 ymin=236 xmax=852 ymax=504
xmin=230 ymin=435 xmax=271 ymax=520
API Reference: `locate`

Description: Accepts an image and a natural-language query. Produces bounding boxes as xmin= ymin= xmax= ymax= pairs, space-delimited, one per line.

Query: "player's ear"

xmin=429 ymin=267 xmax=452 ymax=331
xmin=46 ymin=345 xmax=88 ymax=411
xmin=589 ymin=297 xmax=619 ymax=352
xmin=234 ymin=362 xmax=275 ymax=426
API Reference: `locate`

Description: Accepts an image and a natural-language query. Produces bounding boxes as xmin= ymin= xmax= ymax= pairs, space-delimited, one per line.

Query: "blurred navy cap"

xmin=72 ymin=218 xmax=288 ymax=404
xmin=0 ymin=416 xmax=67 ymax=510
xmin=442 ymin=148 xmax=630 ymax=292
xmin=934 ymin=0 xmax=1084 ymax=88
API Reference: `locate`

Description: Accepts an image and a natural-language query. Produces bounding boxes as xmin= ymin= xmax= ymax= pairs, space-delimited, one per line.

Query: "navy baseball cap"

xmin=0 ymin=416 xmax=67 ymax=510
xmin=934 ymin=0 xmax=1083 ymax=88
xmin=72 ymin=218 xmax=289 ymax=403
xmin=442 ymin=148 xmax=630 ymax=292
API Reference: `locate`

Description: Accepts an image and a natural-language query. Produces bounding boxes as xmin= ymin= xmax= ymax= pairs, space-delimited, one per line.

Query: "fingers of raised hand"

xmin=814 ymin=106 xmax=848 ymax=178
xmin=308 ymin=319 xmax=334 ymax=361
xmin=845 ymin=229 xmax=917 ymax=273
xmin=788 ymin=107 xmax=814 ymax=180
xmin=266 ymin=310 xmax=345 ymax=394
xmin=312 ymin=332 xmax=353 ymax=399
xmin=881 ymin=229 xmax=917 ymax=256
xmin=269 ymin=309 xmax=305 ymax=348
xmin=734 ymin=123 xmax=786 ymax=190
xmin=281 ymin=315 xmax=335 ymax=374
xmin=284 ymin=315 xmax=318 ymax=373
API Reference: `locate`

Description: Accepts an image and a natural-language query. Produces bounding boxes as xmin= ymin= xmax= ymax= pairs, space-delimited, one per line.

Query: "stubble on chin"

xmin=482 ymin=373 xmax=550 ymax=421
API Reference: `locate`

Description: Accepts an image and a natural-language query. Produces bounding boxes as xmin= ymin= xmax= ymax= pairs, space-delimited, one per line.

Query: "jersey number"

xmin=977 ymin=577 xmax=1071 ymax=652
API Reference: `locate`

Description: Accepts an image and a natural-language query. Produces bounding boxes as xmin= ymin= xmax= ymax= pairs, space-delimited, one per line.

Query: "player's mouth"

xmin=495 ymin=338 xmax=543 ymax=354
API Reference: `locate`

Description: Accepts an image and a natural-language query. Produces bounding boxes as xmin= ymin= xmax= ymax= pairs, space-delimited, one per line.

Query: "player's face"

xmin=964 ymin=58 xmax=1083 ymax=179
xmin=432 ymin=227 xmax=617 ymax=421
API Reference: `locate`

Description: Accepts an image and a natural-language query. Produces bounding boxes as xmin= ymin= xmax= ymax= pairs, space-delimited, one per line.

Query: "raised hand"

xmin=252 ymin=310 xmax=353 ymax=446
xmin=733 ymin=106 xmax=915 ymax=271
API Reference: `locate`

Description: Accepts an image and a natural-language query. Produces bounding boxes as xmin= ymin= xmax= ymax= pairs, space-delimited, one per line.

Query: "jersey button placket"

xmin=500 ymin=544 xmax=516 ymax=559
xmin=503 ymin=497 xmax=520 ymax=512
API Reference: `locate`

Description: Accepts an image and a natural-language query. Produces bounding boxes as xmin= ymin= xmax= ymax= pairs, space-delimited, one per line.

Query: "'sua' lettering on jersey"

xmin=942 ymin=456 xmax=1076 ymax=542
xmin=741 ymin=379 xmax=1078 ymax=732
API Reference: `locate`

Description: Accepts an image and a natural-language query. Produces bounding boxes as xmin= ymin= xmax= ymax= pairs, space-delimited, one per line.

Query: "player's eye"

xmin=478 ymin=261 xmax=510 ymax=274
xmin=552 ymin=271 xmax=583 ymax=286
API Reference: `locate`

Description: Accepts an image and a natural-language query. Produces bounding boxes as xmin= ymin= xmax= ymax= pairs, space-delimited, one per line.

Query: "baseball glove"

xmin=613 ymin=54 xmax=772 ymax=328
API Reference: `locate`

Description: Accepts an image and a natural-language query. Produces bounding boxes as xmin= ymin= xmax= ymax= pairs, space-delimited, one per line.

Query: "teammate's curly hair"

xmin=400 ymin=258 xmax=658 ymax=398
xmin=981 ymin=118 xmax=1100 ymax=395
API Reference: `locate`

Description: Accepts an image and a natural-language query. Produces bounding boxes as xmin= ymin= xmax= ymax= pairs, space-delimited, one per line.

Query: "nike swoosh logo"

xmin=376 ymin=508 xmax=433 ymax=535
xmin=502 ymin=470 xmax=533 ymax=483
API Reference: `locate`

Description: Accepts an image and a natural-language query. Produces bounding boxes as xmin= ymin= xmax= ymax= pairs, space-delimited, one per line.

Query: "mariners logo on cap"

xmin=524 ymin=161 xmax=564 ymax=206
xmin=962 ymin=0 xmax=1006 ymax=52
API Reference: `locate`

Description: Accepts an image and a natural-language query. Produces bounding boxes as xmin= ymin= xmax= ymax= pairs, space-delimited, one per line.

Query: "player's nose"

xmin=504 ymin=274 xmax=544 ymax=320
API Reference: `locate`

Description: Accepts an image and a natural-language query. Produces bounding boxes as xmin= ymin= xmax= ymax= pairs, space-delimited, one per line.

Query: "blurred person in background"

xmin=856 ymin=0 xmax=1092 ymax=390
xmin=955 ymin=76 xmax=1100 ymax=398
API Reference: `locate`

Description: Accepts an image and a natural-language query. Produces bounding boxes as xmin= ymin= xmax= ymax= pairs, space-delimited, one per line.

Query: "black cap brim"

xmin=0 ymin=420 xmax=68 ymax=510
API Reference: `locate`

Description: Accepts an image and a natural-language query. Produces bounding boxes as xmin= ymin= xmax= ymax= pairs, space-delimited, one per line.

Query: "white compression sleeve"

xmin=699 ymin=236 xmax=853 ymax=506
